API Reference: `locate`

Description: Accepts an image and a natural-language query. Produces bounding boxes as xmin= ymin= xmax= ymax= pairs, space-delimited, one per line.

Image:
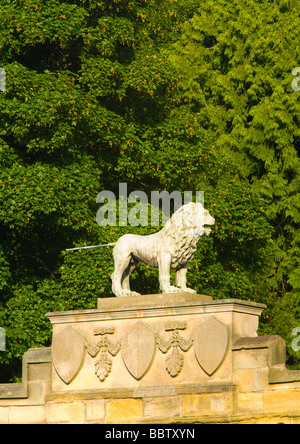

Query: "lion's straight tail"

xmin=66 ymin=243 xmax=116 ymax=252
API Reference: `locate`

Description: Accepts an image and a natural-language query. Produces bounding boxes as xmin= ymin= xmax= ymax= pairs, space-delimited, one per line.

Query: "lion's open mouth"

xmin=203 ymin=221 xmax=215 ymax=228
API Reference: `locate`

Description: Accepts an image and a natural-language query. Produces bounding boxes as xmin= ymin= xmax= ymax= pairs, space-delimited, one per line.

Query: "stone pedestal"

xmin=2 ymin=293 xmax=300 ymax=423
xmin=46 ymin=294 xmax=265 ymax=395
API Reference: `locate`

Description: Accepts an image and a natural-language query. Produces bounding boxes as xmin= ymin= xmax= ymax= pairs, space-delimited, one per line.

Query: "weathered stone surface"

xmin=194 ymin=317 xmax=228 ymax=376
xmin=97 ymin=292 xmax=213 ymax=310
xmin=52 ymin=326 xmax=84 ymax=385
xmin=122 ymin=322 xmax=155 ymax=380
xmin=233 ymin=335 xmax=286 ymax=366
xmin=182 ymin=394 xmax=211 ymax=416
xmin=263 ymin=390 xmax=300 ymax=413
xmin=2 ymin=294 xmax=300 ymax=424
xmin=0 ymin=347 xmax=52 ymax=401
xmin=46 ymin=297 xmax=267 ymax=393
xmin=233 ymin=369 xmax=254 ymax=392
xmin=85 ymin=400 xmax=106 ymax=422
xmin=28 ymin=363 xmax=52 ymax=381
xmin=143 ymin=396 xmax=181 ymax=418
xmin=233 ymin=348 xmax=269 ymax=370
xmin=269 ymin=364 xmax=300 ymax=384
xmin=9 ymin=405 xmax=46 ymax=424
xmin=105 ymin=399 xmax=142 ymax=421
xmin=0 ymin=383 xmax=27 ymax=400
xmin=238 ymin=393 xmax=263 ymax=414
xmin=46 ymin=401 xmax=85 ymax=424
xmin=48 ymin=297 xmax=265 ymax=326
xmin=182 ymin=392 xmax=233 ymax=416
xmin=253 ymin=368 xmax=269 ymax=391
xmin=0 ymin=407 xmax=9 ymax=424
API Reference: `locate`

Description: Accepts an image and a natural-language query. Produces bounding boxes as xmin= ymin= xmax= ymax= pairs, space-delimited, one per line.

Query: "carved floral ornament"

xmin=52 ymin=318 xmax=228 ymax=384
xmin=155 ymin=322 xmax=193 ymax=377
xmin=84 ymin=327 xmax=121 ymax=382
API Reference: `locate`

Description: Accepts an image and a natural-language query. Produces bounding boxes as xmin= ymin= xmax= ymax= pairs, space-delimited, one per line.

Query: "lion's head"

xmin=160 ymin=202 xmax=215 ymax=269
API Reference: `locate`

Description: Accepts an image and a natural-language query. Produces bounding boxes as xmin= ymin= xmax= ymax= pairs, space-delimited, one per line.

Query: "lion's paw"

xmin=162 ymin=286 xmax=181 ymax=293
xmin=129 ymin=291 xmax=141 ymax=297
xmin=179 ymin=287 xmax=197 ymax=293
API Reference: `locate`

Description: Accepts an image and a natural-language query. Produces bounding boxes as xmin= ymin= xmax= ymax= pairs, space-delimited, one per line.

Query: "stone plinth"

xmin=2 ymin=293 xmax=300 ymax=423
xmin=46 ymin=294 xmax=265 ymax=394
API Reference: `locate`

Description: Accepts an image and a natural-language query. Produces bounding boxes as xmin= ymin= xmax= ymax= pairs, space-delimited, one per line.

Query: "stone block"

xmin=253 ymin=368 xmax=269 ymax=391
xmin=28 ymin=363 xmax=52 ymax=382
xmin=232 ymin=312 xmax=260 ymax=340
xmin=182 ymin=392 xmax=233 ymax=417
xmin=97 ymin=292 xmax=213 ymax=310
xmin=233 ymin=369 xmax=254 ymax=392
xmin=46 ymin=401 xmax=85 ymax=423
xmin=233 ymin=335 xmax=286 ymax=368
xmin=85 ymin=400 xmax=106 ymax=422
xmin=238 ymin=393 xmax=263 ymax=414
xmin=269 ymin=364 xmax=300 ymax=384
xmin=182 ymin=394 xmax=211 ymax=416
xmin=0 ymin=407 xmax=9 ymax=424
xmin=268 ymin=336 xmax=286 ymax=366
xmin=263 ymin=390 xmax=300 ymax=414
xmin=143 ymin=396 xmax=181 ymax=418
xmin=26 ymin=381 xmax=45 ymax=404
xmin=210 ymin=393 xmax=233 ymax=415
xmin=105 ymin=399 xmax=142 ymax=422
xmin=233 ymin=348 xmax=269 ymax=370
xmin=9 ymin=406 xmax=46 ymax=424
xmin=0 ymin=383 xmax=27 ymax=400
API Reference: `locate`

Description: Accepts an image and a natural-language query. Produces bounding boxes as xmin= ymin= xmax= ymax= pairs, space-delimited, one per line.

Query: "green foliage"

xmin=170 ymin=0 xmax=300 ymax=365
xmin=0 ymin=0 xmax=299 ymax=380
xmin=0 ymin=0 xmax=198 ymax=380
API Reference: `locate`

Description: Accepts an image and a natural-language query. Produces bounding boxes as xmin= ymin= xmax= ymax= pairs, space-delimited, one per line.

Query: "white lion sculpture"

xmin=111 ymin=202 xmax=215 ymax=297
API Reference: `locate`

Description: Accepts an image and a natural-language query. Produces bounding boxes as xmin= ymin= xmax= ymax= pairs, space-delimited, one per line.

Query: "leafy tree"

xmin=0 ymin=0 xmax=295 ymax=381
xmin=0 ymin=0 xmax=186 ymax=380
xmin=169 ymin=0 xmax=300 ymax=365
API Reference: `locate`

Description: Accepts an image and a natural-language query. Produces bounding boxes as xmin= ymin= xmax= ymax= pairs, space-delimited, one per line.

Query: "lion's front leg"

xmin=158 ymin=253 xmax=180 ymax=293
xmin=175 ymin=266 xmax=196 ymax=293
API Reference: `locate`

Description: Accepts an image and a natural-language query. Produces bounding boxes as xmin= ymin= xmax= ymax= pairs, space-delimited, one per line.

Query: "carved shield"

xmin=194 ymin=318 xmax=228 ymax=376
xmin=52 ymin=326 xmax=84 ymax=384
xmin=122 ymin=322 xmax=155 ymax=380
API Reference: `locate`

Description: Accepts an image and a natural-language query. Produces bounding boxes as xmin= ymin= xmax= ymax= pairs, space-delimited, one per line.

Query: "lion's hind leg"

xmin=121 ymin=258 xmax=140 ymax=297
xmin=112 ymin=244 xmax=141 ymax=297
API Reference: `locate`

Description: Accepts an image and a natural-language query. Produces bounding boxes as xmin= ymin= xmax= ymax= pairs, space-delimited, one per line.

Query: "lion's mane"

xmin=159 ymin=202 xmax=201 ymax=269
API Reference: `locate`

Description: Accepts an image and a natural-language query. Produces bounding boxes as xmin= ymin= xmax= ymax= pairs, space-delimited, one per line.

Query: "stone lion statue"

xmin=111 ymin=202 xmax=215 ymax=297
